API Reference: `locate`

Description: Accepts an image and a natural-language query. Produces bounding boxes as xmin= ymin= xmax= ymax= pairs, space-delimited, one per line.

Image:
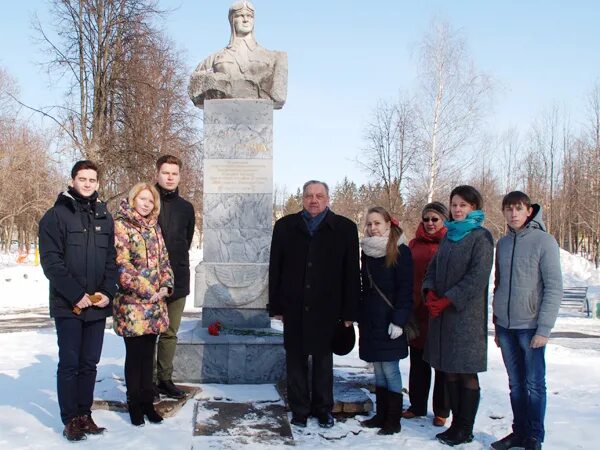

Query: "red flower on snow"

xmin=208 ymin=321 xmax=222 ymax=336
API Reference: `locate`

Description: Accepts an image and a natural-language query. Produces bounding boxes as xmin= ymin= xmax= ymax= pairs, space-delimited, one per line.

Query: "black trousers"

xmin=55 ymin=317 xmax=106 ymax=424
xmin=123 ymin=334 xmax=157 ymax=403
xmin=408 ymin=346 xmax=449 ymax=418
xmin=286 ymin=351 xmax=333 ymax=418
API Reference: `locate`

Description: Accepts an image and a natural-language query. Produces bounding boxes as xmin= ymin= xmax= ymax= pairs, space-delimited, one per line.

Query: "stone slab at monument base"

xmin=172 ymin=322 xmax=285 ymax=383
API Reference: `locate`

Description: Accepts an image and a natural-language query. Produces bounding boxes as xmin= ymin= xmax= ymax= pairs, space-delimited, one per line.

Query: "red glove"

xmin=425 ymin=290 xmax=439 ymax=304
xmin=428 ymin=297 xmax=452 ymax=318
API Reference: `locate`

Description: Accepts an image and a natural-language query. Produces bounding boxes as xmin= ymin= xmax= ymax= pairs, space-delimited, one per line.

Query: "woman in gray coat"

xmin=422 ymin=185 xmax=494 ymax=446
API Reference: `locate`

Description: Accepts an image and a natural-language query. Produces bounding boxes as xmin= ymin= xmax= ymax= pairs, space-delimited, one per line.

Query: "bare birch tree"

xmin=415 ymin=20 xmax=493 ymax=202
xmin=498 ymin=127 xmax=521 ymax=192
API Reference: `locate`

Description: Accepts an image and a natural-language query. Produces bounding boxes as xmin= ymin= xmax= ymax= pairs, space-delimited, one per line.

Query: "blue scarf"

xmin=445 ymin=210 xmax=485 ymax=242
xmin=302 ymin=207 xmax=329 ymax=236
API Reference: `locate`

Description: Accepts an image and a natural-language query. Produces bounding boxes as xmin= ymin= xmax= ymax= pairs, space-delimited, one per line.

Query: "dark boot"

xmin=435 ymin=380 xmax=461 ymax=441
xmin=141 ymin=389 xmax=163 ymax=423
xmin=439 ymin=388 xmax=479 ymax=446
xmin=127 ymin=393 xmax=145 ymax=427
xmin=77 ymin=414 xmax=106 ymax=435
xmin=63 ymin=417 xmax=87 ymax=441
xmin=361 ymin=386 xmax=387 ymax=428
xmin=378 ymin=391 xmax=402 ymax=435
xmin=141 ymin=402 xmax=163 ymax=423
xmin=157 ymin=379 xmax=185 ymax=399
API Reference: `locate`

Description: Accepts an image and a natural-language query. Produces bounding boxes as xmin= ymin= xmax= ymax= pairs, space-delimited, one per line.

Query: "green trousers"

xmin=156 ymin=296 xmax=186 ymax=382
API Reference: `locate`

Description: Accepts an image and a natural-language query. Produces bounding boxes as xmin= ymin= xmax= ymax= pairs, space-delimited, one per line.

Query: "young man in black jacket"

xmin=154 ymin=154 xmax=196 ymax=399
xmin=39 ymin=160 xmax=118 ymax=441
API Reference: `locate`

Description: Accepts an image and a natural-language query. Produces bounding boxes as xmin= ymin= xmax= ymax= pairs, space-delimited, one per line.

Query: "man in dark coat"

xmin=154 ymin=154 xmax=196 ymax=399
xmin=39 ymin=160 xmax=118 ymax=441
xmin=269 ymin=180 xmax=360 ymax=428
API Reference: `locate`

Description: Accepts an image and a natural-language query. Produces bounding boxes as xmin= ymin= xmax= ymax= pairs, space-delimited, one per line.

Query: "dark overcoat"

xmin=39 ymin=192 xmax=118 ymax=321
xmin=157 ymin=187 xmax=195 ymax=301
xmin=358 ymin=244 xmax=413 ymax=362
xmin=422 ymin=227 xmax=494 ymax=373
xmin=268 ymin=210 xmax=360 ymax=356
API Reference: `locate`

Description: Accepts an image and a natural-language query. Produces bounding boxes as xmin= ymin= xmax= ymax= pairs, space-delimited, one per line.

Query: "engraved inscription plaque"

xmin=203 ymin=159 xmax=272 ymax=194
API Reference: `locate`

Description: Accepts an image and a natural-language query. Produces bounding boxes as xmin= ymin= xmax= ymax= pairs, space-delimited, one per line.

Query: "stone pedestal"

xmin=174 ymin=326 xmax=285 ymax=383
xmin=174 ymin=99 xmax=284 ymax=383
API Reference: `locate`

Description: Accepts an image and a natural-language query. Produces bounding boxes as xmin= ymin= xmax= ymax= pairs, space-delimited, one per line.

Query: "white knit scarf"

xmin=361 ymin=235 xmax=389 ymax=258
xmin=361 ymin=233 xmax=407 ymax=258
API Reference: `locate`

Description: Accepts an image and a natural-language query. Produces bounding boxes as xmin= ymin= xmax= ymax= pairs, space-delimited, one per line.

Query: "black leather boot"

xmin=435 ymin=380 xmax=461 ymax=441
xmin=439 ymin=387 xmax=479 ymax=446
xmin=361 ymin=386 xmax=387 ymax=428
xmin=377 ymin=391 xmax=402 ymax=435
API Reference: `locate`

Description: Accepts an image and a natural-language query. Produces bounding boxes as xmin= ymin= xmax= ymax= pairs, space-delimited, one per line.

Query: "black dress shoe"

xmin=290 ymin=415 xmax=307 ymax=427
xmin=318 ymin=413 xmax=334 ymax=428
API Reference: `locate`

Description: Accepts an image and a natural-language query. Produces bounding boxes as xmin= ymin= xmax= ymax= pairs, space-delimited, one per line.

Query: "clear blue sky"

xmin=2 ymin=0 xmax=600 ymax=194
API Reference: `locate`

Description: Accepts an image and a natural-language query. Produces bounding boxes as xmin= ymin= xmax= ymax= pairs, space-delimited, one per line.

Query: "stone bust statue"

xmin=189 ymin=1 xmax=288 ymax=109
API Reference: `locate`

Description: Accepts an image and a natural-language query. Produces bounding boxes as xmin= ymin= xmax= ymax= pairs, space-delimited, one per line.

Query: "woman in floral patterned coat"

xmin=113 ymin=182 xmax=174 ymax=426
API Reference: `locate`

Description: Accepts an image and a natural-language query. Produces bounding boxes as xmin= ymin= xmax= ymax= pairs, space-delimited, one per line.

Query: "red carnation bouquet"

xmin=208 ymin=321 xmax=222 ymax=336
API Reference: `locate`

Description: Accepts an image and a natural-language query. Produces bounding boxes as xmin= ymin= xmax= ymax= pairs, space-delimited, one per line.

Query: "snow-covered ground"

xmin=1 ymin=248 xmax=599 ymax=449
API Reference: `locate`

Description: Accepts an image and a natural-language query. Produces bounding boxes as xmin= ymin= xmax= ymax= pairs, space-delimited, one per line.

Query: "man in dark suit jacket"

xmin=39 ymin=160 xmax=118 ymax=441
xmin=154 ymin=154 xmax=196 ymax=399
xmin=269 ymin=180 xmax=360 ymax=428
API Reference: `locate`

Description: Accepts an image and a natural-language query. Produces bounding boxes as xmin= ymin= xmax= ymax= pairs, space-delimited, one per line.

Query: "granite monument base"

xmin=172 ymin=322 xmax=285 ymax=383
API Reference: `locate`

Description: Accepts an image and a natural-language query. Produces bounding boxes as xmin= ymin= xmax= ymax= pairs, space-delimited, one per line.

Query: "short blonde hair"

xmin=128 ymin=182 xmax=161 ymax=217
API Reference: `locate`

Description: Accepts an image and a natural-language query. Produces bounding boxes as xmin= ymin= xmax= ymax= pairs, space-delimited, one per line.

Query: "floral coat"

xmin=113 ymin=198 xmax=174 ymax=337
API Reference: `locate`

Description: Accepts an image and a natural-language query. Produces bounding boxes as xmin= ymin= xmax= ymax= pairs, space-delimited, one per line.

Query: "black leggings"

xmin=123 ymin=334 xmax=157 ymax=402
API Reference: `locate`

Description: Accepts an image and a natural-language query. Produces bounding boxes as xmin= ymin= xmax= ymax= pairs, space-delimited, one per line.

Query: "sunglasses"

xmin=422 ymin=217 xmax=440 ymax=223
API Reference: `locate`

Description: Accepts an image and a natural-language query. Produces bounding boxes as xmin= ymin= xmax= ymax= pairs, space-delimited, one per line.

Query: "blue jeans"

xmin=373 ymin=360 xmax=402 ymax=394
xmin=496 ymin=325 xmax=546 ymax=442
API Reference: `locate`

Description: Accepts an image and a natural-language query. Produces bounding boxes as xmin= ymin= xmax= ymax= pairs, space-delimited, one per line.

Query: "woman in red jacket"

xmin=404 ymin=202 xmax=449 ymax=426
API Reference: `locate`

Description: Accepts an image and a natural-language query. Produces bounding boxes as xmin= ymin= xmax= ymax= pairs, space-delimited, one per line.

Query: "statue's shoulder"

xmin=195 ymin=48 xmax=231 ymax=71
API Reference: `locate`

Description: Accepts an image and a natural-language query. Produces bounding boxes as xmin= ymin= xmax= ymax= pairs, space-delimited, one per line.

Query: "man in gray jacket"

xmin=491 ymin=191 xmax=562 ymax=450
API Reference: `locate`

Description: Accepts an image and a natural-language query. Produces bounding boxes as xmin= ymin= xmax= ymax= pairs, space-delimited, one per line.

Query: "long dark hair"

xmin=365 ymin=206 xmax=403 ymax=267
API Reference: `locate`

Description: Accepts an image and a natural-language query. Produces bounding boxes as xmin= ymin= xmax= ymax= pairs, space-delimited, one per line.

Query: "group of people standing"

xmin=38 ymin=163 xmax=561 ymax=449
xmin=269 ymin=181 xmax=561 ymax=450
xmin=39 ymin=156 xmax=195 ymax=441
